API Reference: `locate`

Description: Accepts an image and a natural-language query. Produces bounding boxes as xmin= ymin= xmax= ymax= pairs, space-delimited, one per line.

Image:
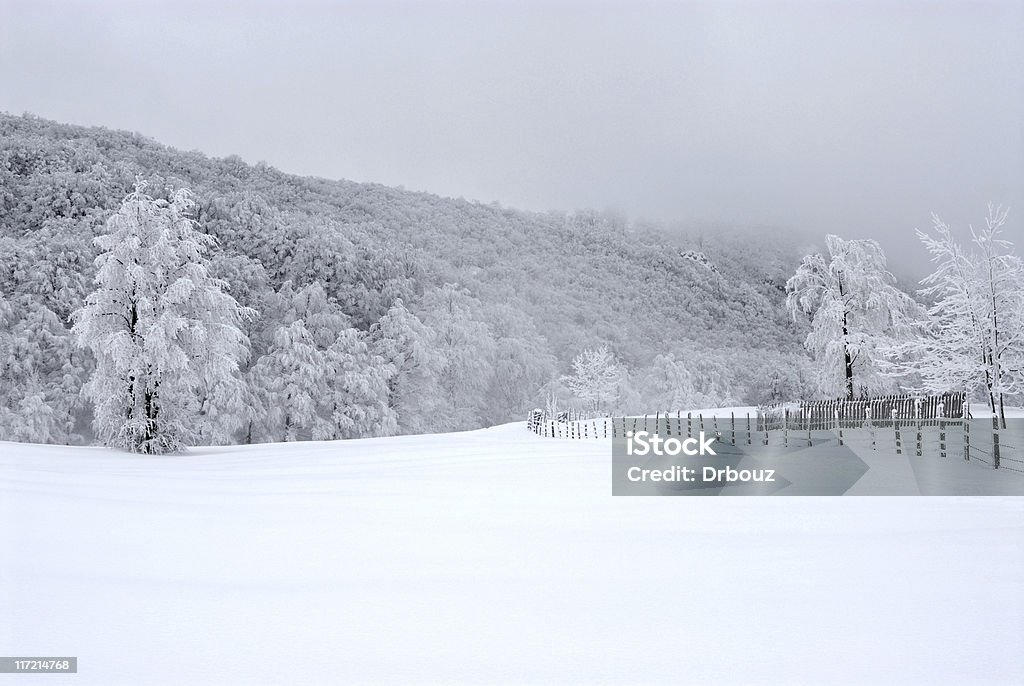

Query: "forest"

xmin=1 ymin=112 xmax=1020 ymax=449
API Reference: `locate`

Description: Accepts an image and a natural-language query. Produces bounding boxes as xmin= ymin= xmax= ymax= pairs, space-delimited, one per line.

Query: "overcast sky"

xmin=2 ymin=0 xmax=1021 ymax=276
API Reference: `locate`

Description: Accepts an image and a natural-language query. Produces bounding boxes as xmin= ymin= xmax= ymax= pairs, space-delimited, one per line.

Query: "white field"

xmin=1 ymin=422 xmax=1023 ymax=685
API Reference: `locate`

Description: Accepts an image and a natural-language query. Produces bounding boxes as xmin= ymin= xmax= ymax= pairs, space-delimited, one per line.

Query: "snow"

xmin=2 ymin=423 xmax=1023 ymax=685
xmin=970 ymin=403 xmax=1024 ymax=419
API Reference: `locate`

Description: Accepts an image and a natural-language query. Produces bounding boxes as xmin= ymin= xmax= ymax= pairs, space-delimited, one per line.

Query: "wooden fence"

xmin=794 ymin=392 xmax=967 ymax=423
xmin=525 ymin=409 xmax=1022 ymax=473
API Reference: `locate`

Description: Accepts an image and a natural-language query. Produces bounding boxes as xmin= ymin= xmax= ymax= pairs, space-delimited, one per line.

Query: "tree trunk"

xmin=143 ymin=377 xmax=159 ymax=453
xmin=143 ymin=388 xmax=154 ymax=451
xmin=843 ymin=346 xmax=855 ymax=401
xmin=838 ymin=272 xmax=854 ymax=401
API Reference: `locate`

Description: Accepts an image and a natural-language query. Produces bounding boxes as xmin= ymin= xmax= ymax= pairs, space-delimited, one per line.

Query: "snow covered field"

xmin=2 ymin=424 xmax=1023 ymax=685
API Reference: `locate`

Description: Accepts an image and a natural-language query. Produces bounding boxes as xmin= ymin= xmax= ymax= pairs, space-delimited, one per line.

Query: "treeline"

xmin=0 ymin=113 xmax=812 ymax=446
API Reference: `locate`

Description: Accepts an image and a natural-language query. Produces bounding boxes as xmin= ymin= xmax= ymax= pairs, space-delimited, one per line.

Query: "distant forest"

xmin=0 ymin=112 xmax=832 ymax=445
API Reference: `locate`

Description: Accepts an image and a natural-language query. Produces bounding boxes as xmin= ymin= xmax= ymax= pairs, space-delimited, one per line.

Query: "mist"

xmin=2 ymin=0 xmax=1021 ymax=276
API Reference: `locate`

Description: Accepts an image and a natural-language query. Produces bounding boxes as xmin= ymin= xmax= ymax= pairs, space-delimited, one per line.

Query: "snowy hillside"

xmin=2 ymin=424 xmax=1022 ymax=684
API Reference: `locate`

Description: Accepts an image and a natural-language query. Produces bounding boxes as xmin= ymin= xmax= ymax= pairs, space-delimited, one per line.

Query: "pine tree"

xmin=71 ymin=182 xmax=252 ymax=453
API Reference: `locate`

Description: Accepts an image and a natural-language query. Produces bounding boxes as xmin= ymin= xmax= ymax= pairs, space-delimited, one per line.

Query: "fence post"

xmin=964 ymin=419 xmax=970 ymax=461
xmin=921 ymin=415 xmax=929 ymax=458
xmin=783 ymin=409 xmax=789 ymax=448
xmin=893 ymin=409 xmax=902 ymax=454
xmin=993 ymin=416 xmax=1001 ymax=469
xmin=746 ymin=413 xmax=752 ymax=445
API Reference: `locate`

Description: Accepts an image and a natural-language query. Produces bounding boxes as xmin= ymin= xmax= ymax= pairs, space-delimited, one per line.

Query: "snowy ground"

xmin=972 ymin=404 xmax=1024 ymax=419
xmin=2 ymin=424 xmax=1023 ymax=685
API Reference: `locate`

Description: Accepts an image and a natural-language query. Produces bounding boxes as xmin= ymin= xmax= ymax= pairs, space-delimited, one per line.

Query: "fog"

xmin=2 ymin=0 xmax=1021 ymax=276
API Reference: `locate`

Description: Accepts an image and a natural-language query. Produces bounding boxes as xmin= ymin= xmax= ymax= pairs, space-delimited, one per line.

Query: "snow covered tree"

xmin=483 ymin=304 xmax=557 ymax=426
xmin=11 ymin=228 xmax=94 ymax=324
xmin=250 ymin=318 xmax=397 ymax=442
xmin=278 ymin=281 xmax=351 ymax=349
xmin=563 ymin=346 xmax=623 ymax=412
xmin=315 ymin=329 xmax=397 ymax=440
xmin=971 ymin=208 xmax=1024 ymax=421
xmin=419 ymin=284 xmax=495 ymax=430
xmin=538 ymin=375 xmax=572 ymax=418
xmin=746 ymin=353 xmax=815 ymax=406
xmin=640 ymin=351 xmax=738 ymax=411
xmin=0 ymin=294 xmax=88 ymax=443
xmin=786 ymin=235 xmax=919 ymax=399
xmin=71 ymin=182 xmax=252 ymax=453
xmin=207 ymin=252 xmax=274 ymax=347
xmin=371 ymin=298 xmax=445 ymax=434
xmin=888 ymin=207 xmax=1023 ymax=424
xmin=248 ymin=320 xmax=327 ymax=442
xmin=195 ymin=371 xmax=252 ymax=445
